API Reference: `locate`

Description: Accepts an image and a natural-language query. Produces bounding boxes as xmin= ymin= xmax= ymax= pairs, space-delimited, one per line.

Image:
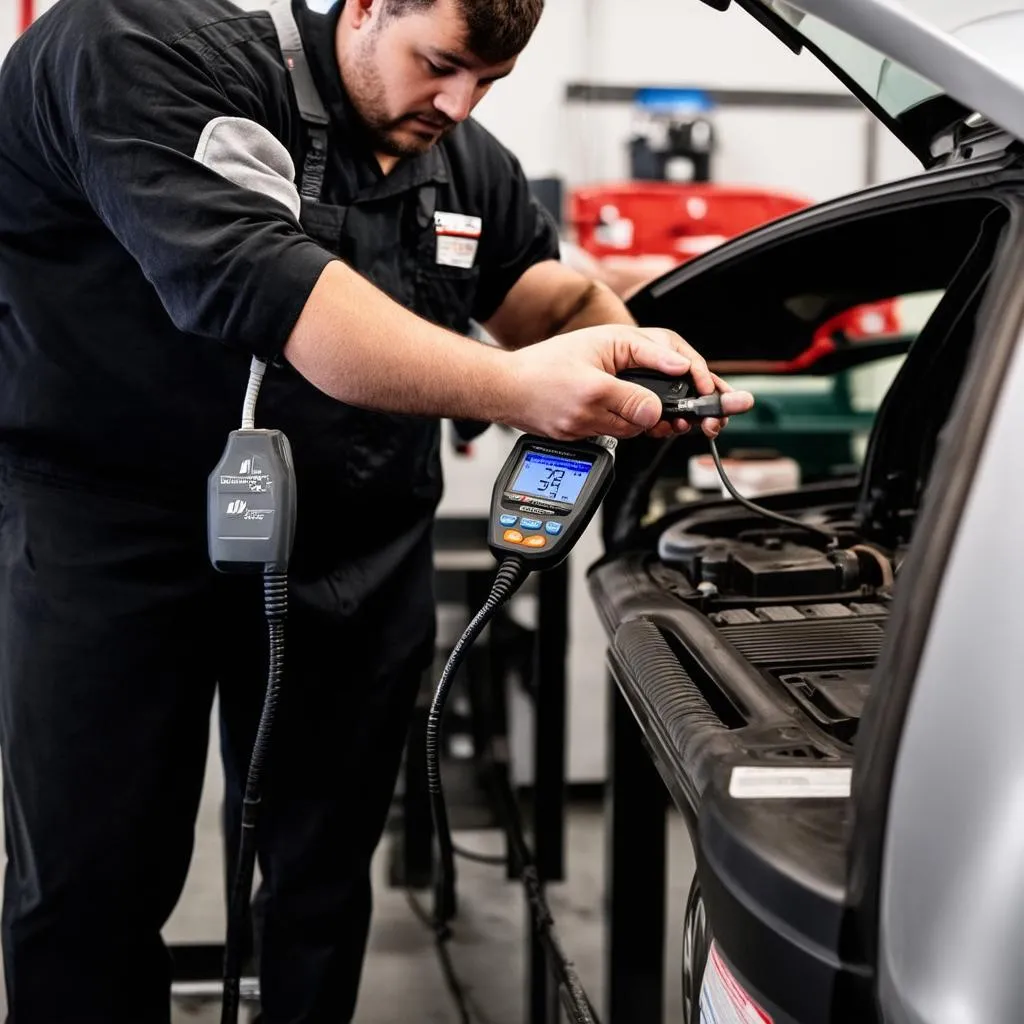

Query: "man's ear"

xmin=343 ymin=0 xmax=380 ymax=30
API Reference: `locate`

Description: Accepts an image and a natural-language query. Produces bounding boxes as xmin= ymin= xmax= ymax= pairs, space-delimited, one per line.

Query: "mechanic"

xmin=0 ymin=0 xmax=752 ymax=1021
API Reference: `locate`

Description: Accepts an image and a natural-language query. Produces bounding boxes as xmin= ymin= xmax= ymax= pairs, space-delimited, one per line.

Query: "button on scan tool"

xmin=520 ymin=518 xmax=543 ymax=531
xmin=522 ymin=535 xmax=547 ymax=548
xmin=503 ymin=529 xmax=524 ymax=544
xmin=544 ymin=522 xmax=563 ymax=536
xmin=499 ymin=515 xmax=518 ymax=527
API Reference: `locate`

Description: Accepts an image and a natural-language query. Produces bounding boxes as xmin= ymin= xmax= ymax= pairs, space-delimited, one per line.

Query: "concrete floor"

xmin=0 ymin=710 xmax=695 ymax=1023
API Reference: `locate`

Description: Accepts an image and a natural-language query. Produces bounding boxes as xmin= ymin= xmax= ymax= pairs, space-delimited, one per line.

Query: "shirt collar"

xmin=292 ymin=0 xmax=448 ymax=199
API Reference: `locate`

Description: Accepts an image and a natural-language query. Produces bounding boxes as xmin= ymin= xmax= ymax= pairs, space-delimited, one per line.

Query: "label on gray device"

xmin=219 ymin=453 xmax=272 ymax=494
xmin=218 ymin=452 xmax=275 ymax=539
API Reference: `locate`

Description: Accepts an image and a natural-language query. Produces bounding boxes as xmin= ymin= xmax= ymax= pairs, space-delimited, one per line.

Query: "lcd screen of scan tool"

xmin=510 ymin=451 xmax=592 ymax=505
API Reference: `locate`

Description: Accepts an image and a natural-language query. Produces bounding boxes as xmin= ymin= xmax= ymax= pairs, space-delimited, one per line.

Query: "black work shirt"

xmin=0 ymin=0 xmax=559 ymax=627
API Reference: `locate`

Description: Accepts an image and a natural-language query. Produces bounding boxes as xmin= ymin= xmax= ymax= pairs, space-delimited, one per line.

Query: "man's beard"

xmin=344 ymin=42 xmax=456 ymax=157
xmin=366 ymin=111 xmax=456 ymax=158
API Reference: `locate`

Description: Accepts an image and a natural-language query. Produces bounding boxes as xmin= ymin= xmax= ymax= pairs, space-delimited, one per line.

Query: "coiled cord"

xmin=426 ymin=556 xmax=527 ymax=924
xmin=241 ymin=356 xmax=266 ymax=432
xmin=426 ymin=555 xmax=599 ymax=1024
xmin=221 ymin=573 xmax=287 ymax=1024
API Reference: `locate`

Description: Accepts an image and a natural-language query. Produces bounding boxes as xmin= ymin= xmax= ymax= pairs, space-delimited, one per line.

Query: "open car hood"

xmin=700 ymin=0 xmax=1024 ymax=167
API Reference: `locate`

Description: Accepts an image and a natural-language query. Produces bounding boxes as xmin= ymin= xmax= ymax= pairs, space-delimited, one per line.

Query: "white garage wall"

xmin=0 ymin=0 xmax=59 ymax=61
xmin=472 ymin=0 xmax=922 ymax=201
xmin=469 ymin=0 xmax=591 ymax=182
xmin=588 ymin=0 xmax=835 ymax=90
xmin=0 ymin=1 xmax=18 ymax=58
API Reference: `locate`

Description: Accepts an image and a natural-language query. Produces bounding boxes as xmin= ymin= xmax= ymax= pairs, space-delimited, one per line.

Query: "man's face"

xmin=338 ymin=0 xmax=518 ymax=158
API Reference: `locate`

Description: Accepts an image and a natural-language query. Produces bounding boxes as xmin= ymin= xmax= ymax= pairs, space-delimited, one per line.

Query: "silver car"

xmin=590 ymin=2 xmax=1024 ymax=1022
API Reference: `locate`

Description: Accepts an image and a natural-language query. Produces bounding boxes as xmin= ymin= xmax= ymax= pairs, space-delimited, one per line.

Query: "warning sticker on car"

xmin=700 ymin=942 xmax=773 ymax=1024
xmin=728 ymin=766 xmax=853 ymax=800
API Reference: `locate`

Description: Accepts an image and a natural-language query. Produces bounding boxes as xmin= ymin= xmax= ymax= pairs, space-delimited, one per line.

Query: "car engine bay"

xmin=655 ymin=500 xmax=893 ymax=745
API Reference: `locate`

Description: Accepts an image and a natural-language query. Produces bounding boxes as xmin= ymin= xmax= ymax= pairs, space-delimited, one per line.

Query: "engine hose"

xmin=426 ymin=555 xmax=600 ymax=1024
xmin=221 ymin=573 xmax=288 ymax=1024
xmin=849 ymin=543 xmax=895 ymax=588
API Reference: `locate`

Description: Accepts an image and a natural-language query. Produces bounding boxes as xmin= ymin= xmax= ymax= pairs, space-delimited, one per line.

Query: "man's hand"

xmin=499 ymin=325 xmax=754 ymax=441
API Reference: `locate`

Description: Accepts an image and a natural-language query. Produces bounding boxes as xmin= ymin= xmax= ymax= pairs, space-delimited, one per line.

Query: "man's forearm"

xmin=483 ymin=261 xmax=636 ymax=349
xmin=553 ymin=279 xmax=636 ymax=333
xmin=279 ymin=260 xmax=743 ymax=443
xmin=283 ymin=260 xmax=514 ymax=422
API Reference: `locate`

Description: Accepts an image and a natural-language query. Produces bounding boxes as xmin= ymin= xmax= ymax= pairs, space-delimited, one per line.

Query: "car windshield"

xmin=754 ymin=1 xmax=943 ymax=117
xmin=755 ymin=0 xmax=1024 ymax=118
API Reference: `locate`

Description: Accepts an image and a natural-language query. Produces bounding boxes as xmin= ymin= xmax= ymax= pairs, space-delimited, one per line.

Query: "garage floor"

xmin=0 ymin=721 xmax=695 ymax=1024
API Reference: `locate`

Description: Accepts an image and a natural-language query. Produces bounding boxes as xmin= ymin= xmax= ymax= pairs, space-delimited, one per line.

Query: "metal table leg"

xmin=605 ymin=679 xmax=666 ymax=1024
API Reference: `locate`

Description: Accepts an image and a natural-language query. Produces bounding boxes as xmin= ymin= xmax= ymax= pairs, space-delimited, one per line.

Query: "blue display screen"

xmin=511 ymin=451 xmax=593 ymax=505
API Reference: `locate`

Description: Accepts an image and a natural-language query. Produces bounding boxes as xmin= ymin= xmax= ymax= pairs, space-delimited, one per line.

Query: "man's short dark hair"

xmin=384 ymin=0 xmax=544 ymax=64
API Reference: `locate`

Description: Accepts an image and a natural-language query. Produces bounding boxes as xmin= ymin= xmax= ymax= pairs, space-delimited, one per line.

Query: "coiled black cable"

xmin=426 ymin=556 xmax=527 ymax=924
xmin=221 ymin=572 xmax=288 ymax=1024
xmin=426 ymin=555 xmax=599 ymax=1024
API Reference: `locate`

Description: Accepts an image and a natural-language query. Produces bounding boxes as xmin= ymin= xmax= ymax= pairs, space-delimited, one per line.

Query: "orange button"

xmin=522 ymin=535 xmax=547 ymax=548
xmin=503 ymin=529 xmax=524 ymax=544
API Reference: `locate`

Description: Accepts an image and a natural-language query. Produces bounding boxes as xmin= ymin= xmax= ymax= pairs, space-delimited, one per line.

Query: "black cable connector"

xmin=614 ymin=371 xmax=835 ymax=550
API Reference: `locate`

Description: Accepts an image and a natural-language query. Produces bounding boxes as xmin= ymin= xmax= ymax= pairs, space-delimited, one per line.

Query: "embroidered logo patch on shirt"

xmin=434 ymin=211 xmax=482 ymax=270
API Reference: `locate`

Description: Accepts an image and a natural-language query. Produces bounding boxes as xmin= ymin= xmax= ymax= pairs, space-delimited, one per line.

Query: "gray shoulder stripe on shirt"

xmin=193 ymin=116 xmax=301 ymax=221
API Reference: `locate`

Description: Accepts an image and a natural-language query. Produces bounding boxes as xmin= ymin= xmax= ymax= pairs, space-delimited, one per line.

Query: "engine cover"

xmin=659 ymin=529 xmax=846 ymax=597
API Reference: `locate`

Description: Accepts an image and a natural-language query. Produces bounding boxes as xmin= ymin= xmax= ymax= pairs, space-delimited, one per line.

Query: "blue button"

xmin=499 ymin=514 xmax=518 ymax=528
xmin=545 ymin=521 xmax=563 ymax=536
xmin=520 ymin=518 xmax=543 ymax=531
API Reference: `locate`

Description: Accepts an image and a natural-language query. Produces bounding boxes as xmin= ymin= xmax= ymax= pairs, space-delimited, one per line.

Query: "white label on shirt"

xmin=728 ymin=766 xmax=853 ymax=800
xmin=434 ymin=211 xmax=482 ymax=238
xmin=436 ymin=234 xmax=479 ymax=269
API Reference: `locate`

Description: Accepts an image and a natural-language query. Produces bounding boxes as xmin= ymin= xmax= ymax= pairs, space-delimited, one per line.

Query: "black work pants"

xmin=0 ymin=467 xmax=431 ymax=1023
